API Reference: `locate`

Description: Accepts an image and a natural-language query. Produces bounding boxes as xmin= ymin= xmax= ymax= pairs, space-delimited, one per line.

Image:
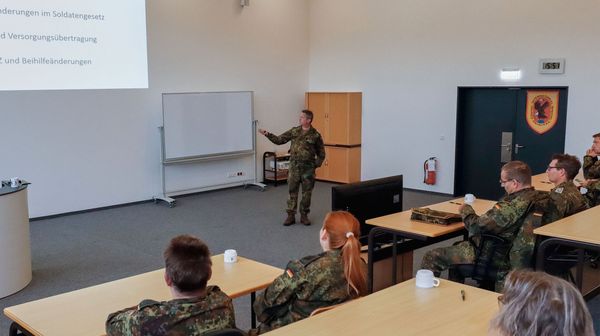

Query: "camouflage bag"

xmin=410 ymin=207 xmax=462 ymax=225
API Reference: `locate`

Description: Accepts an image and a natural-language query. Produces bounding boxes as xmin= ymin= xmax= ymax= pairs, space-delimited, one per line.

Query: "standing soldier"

xmin=259 ymin=110 xmax=326 ymax=226
xmin=420 ymin=161 xmax=541 ymax=291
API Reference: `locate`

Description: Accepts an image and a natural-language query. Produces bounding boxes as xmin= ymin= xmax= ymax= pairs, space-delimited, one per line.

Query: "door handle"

xmin=515 ymin=144 xmax=525 ymax=154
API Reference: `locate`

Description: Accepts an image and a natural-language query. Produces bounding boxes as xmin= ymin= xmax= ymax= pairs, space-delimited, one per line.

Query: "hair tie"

xmin=346 ymin=232 xmax=354 ymax=238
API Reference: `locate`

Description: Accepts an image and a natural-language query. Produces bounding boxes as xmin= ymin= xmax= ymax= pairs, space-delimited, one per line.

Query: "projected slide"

xmin=0 ymin=0 xmax=148 ymax=91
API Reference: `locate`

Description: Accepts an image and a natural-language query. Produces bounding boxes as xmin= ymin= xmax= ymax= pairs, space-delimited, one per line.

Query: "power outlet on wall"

xmin=227 ymin=171 xmax=245 ymax=178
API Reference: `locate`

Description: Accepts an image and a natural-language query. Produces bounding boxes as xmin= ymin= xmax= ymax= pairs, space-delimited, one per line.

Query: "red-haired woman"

xmin=252 ymin=211 xmax=367 ymax=334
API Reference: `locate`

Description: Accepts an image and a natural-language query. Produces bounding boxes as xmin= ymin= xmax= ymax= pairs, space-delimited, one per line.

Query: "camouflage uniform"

xmin=105 ymin=285 xmax=236 ymax=336
xmin=583 ymin=155 xmax=600 ymax=179
xmin=584 ymin=179 xmax=600 ymax=207
xmin=252 ymin=249 xmax=358 ymax=334
xmin=547 ymin=181 xmax=589 ymax=221
xmin=420 ymin=188 xmax=540 ymax=291
xmin=265 ymin=126 xmax=325 ymax=215
xmin=508 ymin=192 xmax=551 ymax=272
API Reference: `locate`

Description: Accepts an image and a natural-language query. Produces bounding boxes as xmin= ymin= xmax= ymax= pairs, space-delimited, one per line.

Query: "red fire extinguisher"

xmin=423 ymin=157 xmax=437 ymax=185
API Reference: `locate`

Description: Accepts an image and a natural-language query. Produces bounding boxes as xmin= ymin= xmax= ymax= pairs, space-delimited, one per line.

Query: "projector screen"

xmin=0 ymin=0 xmax=148 ymax=91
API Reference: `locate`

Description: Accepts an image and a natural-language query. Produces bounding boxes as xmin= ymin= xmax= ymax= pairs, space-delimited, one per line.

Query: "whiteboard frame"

xmin=155 ymin=91 xmax=263 ymax=206
xmin=161 ymin=91 xmax=255 ymax=164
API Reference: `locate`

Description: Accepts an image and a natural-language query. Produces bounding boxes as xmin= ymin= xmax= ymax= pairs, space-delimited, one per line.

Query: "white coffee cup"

xmin=464 ymin=193 xmax=476 ymax=204
xmin=10 ymin=177 xmax=21 ymax=188
xmin=415 ymin=269 xmax=440 ymax=288
xmin=224 ymin=249 xmax=238 ymax=263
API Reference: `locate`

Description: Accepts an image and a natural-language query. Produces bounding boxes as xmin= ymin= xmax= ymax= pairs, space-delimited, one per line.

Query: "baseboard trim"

xmin=31 ymin=185 xmax=250 ymax=221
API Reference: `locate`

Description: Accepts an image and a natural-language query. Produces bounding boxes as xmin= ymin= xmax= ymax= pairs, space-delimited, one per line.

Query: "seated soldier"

xmin=509 ymin=154 xmax=588 ymax=273
xmin=544 ymin=153 xmax=589 ymax=221
xmin=252 ymin=211 xmax=367 ymax=334
xmin=420 ymin=161 xmax=541 ymax=291
xmin=105 ymin=235 xmax=236 ymax=336
xmin=582 ymin=132 xmax=600 ymax=179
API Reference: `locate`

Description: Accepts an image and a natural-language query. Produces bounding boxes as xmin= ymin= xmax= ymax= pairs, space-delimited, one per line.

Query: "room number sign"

xmin=539 ymin=58 xmax=565 ymax=74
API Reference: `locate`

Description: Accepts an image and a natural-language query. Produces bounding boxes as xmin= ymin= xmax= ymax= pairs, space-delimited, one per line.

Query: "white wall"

xmin=1 ymin=0 xmax=309 ymax=217
xmin=6 ymin=0 xmax=599 ymax=216
xmin=308 ymin=0 xmax=600 ymax=193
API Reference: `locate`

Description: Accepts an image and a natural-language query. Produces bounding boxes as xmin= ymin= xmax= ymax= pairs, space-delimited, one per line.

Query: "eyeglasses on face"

xmin=499 ymin=179 xmax=514 ymax=187
xmin=546 ymin=166 xmax=562 ymax=171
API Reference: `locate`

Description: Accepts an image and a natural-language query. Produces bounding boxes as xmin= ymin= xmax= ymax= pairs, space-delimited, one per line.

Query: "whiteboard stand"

xmin=244 ymin=120 xmax=267 ymax=192
xmin=154 ymin=126 xmax=177 ymax=207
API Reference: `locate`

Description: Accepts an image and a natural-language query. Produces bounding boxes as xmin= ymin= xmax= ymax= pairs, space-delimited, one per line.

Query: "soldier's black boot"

xmin=300 ymin=214 xmax=311 ymax=226
xmin=283 ymin=213 xmax=296 ymax=226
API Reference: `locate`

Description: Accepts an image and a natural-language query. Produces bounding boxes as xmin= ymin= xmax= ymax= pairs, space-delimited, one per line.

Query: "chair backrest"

xmin=470 ymin=233 xmax=512 ymax=282
xmin=509 ymin=192 xmax=553 ymax=270
xmin=203 ymin=328 xmax=247 ymax=336
xmin=309 ymin=302 xmax=346 ymax=317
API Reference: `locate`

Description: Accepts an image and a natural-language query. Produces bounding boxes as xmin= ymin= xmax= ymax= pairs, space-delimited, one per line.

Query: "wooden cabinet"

xmin=306 ymin=92 xmax=361 ymax=145
xmin=306 ymin=92 xmax=362 ymax=183
xmin=316 ymin=146 xmax=361 ymax=183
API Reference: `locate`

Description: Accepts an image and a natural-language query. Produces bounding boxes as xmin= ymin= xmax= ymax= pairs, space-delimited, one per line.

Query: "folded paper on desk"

xmin=410 ymin=207 xmax=462 ymax=225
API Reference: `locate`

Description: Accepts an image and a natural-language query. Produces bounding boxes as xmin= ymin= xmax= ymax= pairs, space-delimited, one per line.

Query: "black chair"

xmin=204 ymin=328 xmax=248 ymax=336
xmin=449 ymin=233 xmax=512 ymax=291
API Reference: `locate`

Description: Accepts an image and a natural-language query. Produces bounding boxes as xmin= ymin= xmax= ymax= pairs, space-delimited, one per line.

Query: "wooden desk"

xmin=266 ymin=278 xmax=499 ymax=336
xmin=4 ymin=255 xmax=282 ymax=336
xmin=365 ymin=198 xmax=496 ymax=292
xmin=366 ymin=198 xmax=496 ymax=239
xmin=534 ymin=206 xmax=600 ymax=297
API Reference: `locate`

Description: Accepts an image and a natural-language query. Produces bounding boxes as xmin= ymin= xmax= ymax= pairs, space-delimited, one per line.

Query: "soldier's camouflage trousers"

xmin=287 ymin=161 xmax=316 ymax=215
xmin=420 ymin=241 xmax=476 ymax=276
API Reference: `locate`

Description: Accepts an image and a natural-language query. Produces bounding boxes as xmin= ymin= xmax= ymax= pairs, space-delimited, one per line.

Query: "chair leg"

xmin=567 ymin=269 xmax=576 ymax=285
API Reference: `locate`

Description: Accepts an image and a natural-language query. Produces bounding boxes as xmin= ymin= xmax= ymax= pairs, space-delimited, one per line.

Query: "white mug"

xmin=10 ymin=177 xmax=21 ymax=188
xmin=415 ymin=269 xmax=440 ymax=288
xmin=224 ymin=249 xmax=238 ymax=263
xmin=464 ymin=193 xmax=476 ymax=204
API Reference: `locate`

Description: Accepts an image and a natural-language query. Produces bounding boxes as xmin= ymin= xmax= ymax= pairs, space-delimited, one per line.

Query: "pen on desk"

xmin=449 ymin=201 xmax=462 ymax=205
xmin=461 ymin=289 xmax=465 ymax=301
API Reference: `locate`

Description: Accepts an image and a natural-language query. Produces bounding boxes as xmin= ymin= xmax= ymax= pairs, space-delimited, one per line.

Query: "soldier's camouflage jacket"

xmin=253 ymin=249 xmax=358 ymax=334
xmin=105 ymin=285 xmax=236 ymax=336
xmin=265 ymin=126 xmax=325 ymax=167
xmin=583 ymin=155 xmax=600 ymax=179
xmin=460 ymin=187 xmax=542 ymax=273
xmin=584 ymin=179 xmax=600 ymax=207
xmin=510 ymin=182 xmax=587 ymax=272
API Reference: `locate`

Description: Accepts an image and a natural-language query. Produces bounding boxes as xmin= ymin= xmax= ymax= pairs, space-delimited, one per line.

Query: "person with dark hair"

xmin=259 ymin=109 xmax=326 ymax=226
xmin=489 ymin=270 xmax=594 ymax=336
xmin=105 ymin=235 xmax=236 ymax=336
xmin=421 ymin=161 xmax=543 ymax=291
xmin=251 ymin=211 xmax=367 ymax=334
xmin=583 ymin=132 xmax=600 ymax=179
xmin=544 ymin=153 xmax=588 ymax=222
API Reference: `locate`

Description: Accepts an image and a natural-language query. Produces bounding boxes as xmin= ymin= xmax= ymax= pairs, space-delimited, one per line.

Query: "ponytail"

xmin=323 ymin=211 xmax=367 ymax=297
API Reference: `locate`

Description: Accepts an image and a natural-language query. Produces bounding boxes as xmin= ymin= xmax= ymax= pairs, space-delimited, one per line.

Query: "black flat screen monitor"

xmin=331 ymin=175 xmax=403 ymax=244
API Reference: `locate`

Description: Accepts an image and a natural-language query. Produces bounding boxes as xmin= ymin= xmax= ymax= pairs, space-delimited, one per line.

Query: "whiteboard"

xmin=162 ymin=91 xmax=254 ymax=161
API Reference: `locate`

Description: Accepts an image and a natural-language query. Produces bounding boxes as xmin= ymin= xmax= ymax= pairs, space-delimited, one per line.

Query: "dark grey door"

xmin=455 ymin=87 xmax=567 ymax=200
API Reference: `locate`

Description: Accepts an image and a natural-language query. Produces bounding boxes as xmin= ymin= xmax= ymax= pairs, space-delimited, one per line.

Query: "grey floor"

xmin=1 ymin=182 xmax=599 ymax=335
